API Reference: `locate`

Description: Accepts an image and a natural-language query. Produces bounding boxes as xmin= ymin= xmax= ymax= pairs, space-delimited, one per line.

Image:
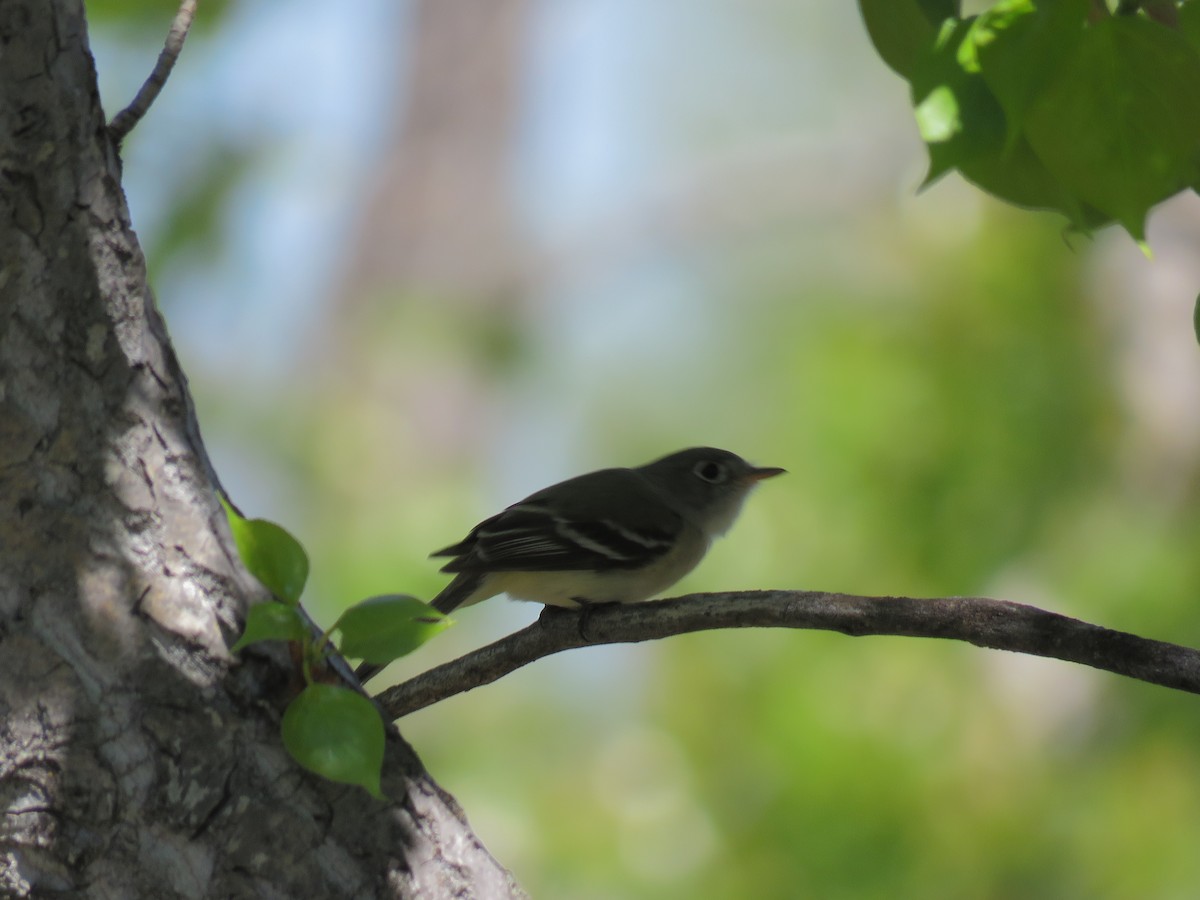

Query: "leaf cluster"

xmin=222 ymin=499 xmax=450 ymax=796
xmin=859 ymin=0 xmax=1200 ymax=242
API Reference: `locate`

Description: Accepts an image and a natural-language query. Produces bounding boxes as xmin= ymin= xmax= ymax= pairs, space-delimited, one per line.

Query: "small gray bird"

xmin=355 ymin=447 xmax=783 ymax=682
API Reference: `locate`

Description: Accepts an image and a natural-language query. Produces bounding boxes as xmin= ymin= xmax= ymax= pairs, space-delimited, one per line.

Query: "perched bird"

xmin=356 ymin=447 xmax=783 ymax=682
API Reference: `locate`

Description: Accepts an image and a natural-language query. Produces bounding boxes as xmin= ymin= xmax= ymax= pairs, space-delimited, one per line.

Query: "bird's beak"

xmin=747 ymin=465 xmax=786 ymax=482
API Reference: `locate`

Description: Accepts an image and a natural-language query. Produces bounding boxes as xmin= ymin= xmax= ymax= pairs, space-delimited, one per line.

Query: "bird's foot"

xmin=537 ymin=605 xmax=573 ymax=625
xmin=569 ymin=597 xmax=619 ymax=642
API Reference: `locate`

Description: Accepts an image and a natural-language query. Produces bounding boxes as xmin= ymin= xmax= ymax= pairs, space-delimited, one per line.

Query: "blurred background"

xmin=93 ymin=1 xmax=1200 ymax=896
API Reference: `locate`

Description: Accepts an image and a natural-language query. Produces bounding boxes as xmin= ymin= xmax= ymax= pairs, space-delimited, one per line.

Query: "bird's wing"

xmin=433 ymin=469 xmax=682 ymax=573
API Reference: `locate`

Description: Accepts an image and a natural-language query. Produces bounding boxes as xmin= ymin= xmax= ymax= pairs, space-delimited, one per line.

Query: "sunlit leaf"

xmin=222 ymin=497 xmax=309 ymax=604
xmin=282 ymin=684 xmax=384 ymax=798
xmin=909 ymin=17 xmax=1007 ymax=186
xmin=231 ymin=601 xmax=308 ymax=653
xmin=334 ymin=594 xmax=452 ymax=665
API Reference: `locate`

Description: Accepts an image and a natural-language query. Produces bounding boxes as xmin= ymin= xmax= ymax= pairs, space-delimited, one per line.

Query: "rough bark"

xmin=0 ymin=3 xmax=520 ymax=897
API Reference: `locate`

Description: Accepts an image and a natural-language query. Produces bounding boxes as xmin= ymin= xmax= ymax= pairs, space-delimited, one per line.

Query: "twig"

xmin=376 ymin=590 xmax=1200 ymax=720
xmin=107 ymin=0 xmax=199 ymax=145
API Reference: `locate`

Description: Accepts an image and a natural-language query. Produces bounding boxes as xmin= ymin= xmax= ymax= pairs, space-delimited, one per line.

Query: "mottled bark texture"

xmin=0 ymin=3 xmax=521 ymax=897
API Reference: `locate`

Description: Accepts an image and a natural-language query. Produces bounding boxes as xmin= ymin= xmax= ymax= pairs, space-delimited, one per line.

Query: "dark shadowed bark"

xmin=0 ymin=3 xmax=521 ymax=896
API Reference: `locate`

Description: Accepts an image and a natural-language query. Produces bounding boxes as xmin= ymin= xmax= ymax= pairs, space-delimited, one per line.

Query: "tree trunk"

xmin=0 ymin=2 xmax=520 ymax=896
xmin=340 ymin=0 xmax=531 ymax=305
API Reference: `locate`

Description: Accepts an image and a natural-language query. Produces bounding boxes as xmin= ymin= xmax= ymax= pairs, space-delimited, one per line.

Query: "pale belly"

xmin=479 ymin=532 xmax=710 ymax=609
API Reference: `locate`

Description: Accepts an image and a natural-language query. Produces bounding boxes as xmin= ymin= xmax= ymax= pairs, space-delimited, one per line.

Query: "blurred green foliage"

xmin=86 ymin=0 xmax=228 ymax=29
xmin=327 ymin=205 xmax=1200 ymax=899
xmin=142 ymin=146 xmax=254 ymax=283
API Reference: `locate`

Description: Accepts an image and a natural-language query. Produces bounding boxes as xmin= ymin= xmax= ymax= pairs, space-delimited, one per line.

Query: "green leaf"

xmin=1183 ymin=0 xmax=1200 ymax=52
xmin=231 ymin=601 xmax=308 ymax=652
xmin=334 ymin=594 xmax=452 ymax=665
xmin=910 ymin=17 xmax=1007 ymax=185
xmin=957 ymin=132 xmax=1109 ymax=231
xmin=282 ymin=684 xmax=385 ymax=798
xmin=1194 ymin=292 xmax=1200 ymax=347
xmin=859 ymin=0 xmax=961 ymax=78
xmin=1024 ymin=16 xmax=1200 ymax=241
xmin=222 ymin=497 xmax=309 ymax=604
xmin=914 ymin=84 xmax=961 ymax=144
xmin=970 ymin=0 xmax=1088 ymax=152
xmin=918 ymin=0 xmax=958 ymax=21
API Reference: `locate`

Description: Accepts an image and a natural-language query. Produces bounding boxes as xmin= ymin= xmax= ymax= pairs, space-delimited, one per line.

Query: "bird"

xmin=354 ymin=447 xmax=784 ymax=682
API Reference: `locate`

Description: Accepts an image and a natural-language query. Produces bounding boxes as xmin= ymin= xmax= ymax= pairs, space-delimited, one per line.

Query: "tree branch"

xmin=107 ymin=0 xmax=198 ymax=145
xmin=376 ymin=590 xmax=1200 ymax=720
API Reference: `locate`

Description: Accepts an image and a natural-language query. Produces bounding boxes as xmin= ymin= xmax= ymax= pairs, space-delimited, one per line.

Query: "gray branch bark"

xmin=0 ymin=3 xmax=520 ymax=897
xmin=377 ymin=591 xmax=1200 ymax=719
xmin=107 ymin=0 xmax=199 ymax=144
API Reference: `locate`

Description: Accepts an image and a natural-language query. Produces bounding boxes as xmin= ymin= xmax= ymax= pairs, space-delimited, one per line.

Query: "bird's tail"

xmin=430 ymin=571 xmax=484 ymax=614
xmin=354 ymin=572 xmax=485 ymax=684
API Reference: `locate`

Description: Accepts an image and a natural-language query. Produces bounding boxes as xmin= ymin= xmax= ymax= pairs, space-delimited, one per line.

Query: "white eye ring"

xmin=693 ymin=460 xmax=728 ymax=483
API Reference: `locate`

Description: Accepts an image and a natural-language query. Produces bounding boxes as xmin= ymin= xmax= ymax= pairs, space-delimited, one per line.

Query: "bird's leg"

xmin=537 ymin=604 xmax=574 ymax=624
xmin=573 ymin=597 xmax=596 ymax=641
xmin=539 ymin=599 xmax=614 ymax=641
xmin=569 ymin=597 xmax=622 ymax=642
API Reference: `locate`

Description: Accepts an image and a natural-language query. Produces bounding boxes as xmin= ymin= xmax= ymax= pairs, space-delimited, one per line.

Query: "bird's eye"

xmin=693 ymin=461 xmax=728 ymax=483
